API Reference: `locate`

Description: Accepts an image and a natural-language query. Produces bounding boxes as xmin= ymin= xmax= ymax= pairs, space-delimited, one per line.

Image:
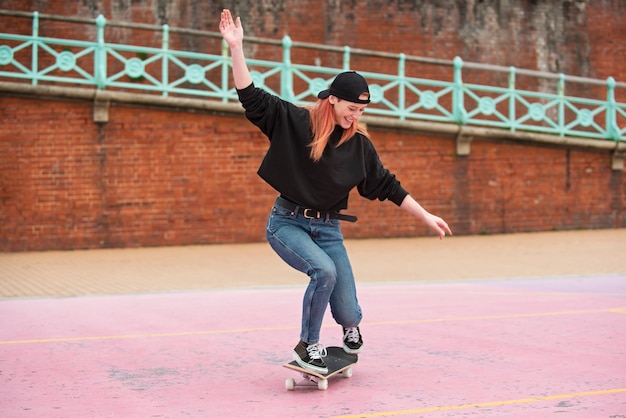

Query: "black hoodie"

xmin=237 ymin=83 xmax=409 ymax=212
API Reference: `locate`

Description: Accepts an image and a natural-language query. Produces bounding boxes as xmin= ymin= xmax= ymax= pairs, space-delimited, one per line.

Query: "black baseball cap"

xmin=317 ymin=71 xmax=370 ymax=104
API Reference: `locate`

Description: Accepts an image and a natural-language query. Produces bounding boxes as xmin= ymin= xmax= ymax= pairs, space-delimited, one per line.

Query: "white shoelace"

xmin=344 ymin=327 xmax=360 ymax=343
xmin=306 ymin=343 xmax=327 ymax=360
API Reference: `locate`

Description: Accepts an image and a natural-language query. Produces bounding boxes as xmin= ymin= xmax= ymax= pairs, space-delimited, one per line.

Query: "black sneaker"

xmin=342 ymin=327 xmax=363 ymax=354
xmin=292 ymin=341 xmax=328 ymax=374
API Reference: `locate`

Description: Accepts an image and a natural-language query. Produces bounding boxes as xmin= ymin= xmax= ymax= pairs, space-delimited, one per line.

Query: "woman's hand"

xmin=219 ymin=9 xmax=244 ymax=50
xmin=422 ymin=213 xmax=452 ymax=240
xmin=400 ymin=195 xmax=452 ymax=240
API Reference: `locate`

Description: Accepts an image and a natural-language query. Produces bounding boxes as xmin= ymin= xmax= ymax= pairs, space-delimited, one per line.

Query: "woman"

xmin=219 ymin=9 xmax=452 ymax=374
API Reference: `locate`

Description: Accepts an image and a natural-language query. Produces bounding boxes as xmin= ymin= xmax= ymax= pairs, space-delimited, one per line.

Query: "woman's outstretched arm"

xmin=219 ymin=9 xmax=252 ymax=89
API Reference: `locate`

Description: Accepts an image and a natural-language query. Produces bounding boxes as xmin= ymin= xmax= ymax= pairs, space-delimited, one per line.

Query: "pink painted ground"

xmin=1 ymin=275 xmax=625 ymax=417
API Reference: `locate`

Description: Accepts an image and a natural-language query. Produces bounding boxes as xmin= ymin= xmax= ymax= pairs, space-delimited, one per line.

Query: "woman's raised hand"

xmin=219 ymin=9 xmax=244 ymax=49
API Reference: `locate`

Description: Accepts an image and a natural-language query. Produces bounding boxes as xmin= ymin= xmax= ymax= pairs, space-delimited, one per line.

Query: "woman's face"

xmin=330 ymin=94 xmax=369 ymax=129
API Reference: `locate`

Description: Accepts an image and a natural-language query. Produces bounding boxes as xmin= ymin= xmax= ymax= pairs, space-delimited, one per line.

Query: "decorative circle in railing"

xmin=528 ymin=103 xmax=545 ymax=121
xmin=0 ymin=45 xmax=13 ymax=66
xmin=309 ymin=77 xmax=327 ymax=96
xmin=125 ymin=57 xmax=144 ymax=79
xmin=577 ymin=108 xmax=593 ymax=127
xmin=420 ymin=90 xmax=438 ymax=110
xmin=185 ymin=64 xmax=205 ymax=84
xmin=478 ymin=96 xmax=496 ymax=115
xmin=368 ymin=84 xmax=383 ymax=104
xmin=57 ymin=51 xmax=76 ymax=72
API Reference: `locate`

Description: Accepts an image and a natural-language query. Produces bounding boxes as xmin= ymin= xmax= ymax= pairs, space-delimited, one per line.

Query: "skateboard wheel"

xmin=285 ymin=378 xmax=296 ymax=391
xmin=317 ymin=380 xmax=328 ymax=390
xmin=343 ymin=367 xmax=353 ymax=378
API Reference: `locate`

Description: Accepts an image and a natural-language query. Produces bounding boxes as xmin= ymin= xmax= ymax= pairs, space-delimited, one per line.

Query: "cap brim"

xmin=317 ymin=89 xmax=331 ymax=99
xmin=317 ymin=89 xmax=370 ymax=104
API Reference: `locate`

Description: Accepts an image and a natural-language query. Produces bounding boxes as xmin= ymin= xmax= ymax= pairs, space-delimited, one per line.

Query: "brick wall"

xmin=1 ymin=94 xmax=623 ymax=251
xmin=1 ymin=0 xmax=625 ymax=251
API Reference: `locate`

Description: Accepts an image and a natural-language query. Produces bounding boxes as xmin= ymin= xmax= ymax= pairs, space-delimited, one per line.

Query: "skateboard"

xmin=283 ymin=346 xmax=358 ymax=390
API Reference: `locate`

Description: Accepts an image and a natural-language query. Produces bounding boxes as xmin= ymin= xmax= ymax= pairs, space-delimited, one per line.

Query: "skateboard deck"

xmin=283 ymin=346 xmax=358 ymax=390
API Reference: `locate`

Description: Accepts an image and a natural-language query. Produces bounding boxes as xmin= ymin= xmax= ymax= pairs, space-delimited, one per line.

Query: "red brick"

xmin=2 ymin=2 xmax=625 ymax=250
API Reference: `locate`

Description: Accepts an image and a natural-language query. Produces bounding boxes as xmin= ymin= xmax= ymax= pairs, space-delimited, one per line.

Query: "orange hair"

xmin=307 ymin=99 xmax=369 ymax=162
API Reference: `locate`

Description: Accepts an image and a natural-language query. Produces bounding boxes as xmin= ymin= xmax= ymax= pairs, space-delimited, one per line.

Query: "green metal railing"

xmin=1 ymin=10 xmax=624 ymax=142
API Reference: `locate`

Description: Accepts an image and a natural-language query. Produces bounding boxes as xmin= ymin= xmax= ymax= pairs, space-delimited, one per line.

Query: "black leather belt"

xmin=275 ymin=197 xmax=358 ymax=223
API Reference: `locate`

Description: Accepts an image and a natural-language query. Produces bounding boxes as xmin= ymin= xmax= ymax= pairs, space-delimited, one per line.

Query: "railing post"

xmin=281 ymin=35 xmax=293 ymax=101
xmin=606 ymin=77 xmax=619 ymax=140
xmin=31 ymin=11 xmax=39 ymax=86
xmin=398 ymin=53 xmax=406 ymax=120
xmin=557 ymin=73 xmax=565 ymax=135
xmin=452 ymin=56 xmax=466 ymax=124
xmin=162 ymin=24 xmax=169 ymax=97
xmin=221 ymin=39 xmax=230 ymax=102
xmin=94 ymin=14 xmax=107 ymax=90
xmin=508 ymin=66 xmax=516 ymax=131
xmin=343 ymin=46 xmax=350 ymax=70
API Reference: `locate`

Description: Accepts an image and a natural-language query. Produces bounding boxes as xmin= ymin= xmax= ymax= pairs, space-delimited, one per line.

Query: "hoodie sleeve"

xmin=356 ymin=137 xmax=409 ymax=206
xmin=236 ymin=83 xmax=294 ymax=140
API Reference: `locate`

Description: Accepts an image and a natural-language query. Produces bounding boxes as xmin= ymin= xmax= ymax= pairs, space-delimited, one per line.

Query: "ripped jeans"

xmin=266 ymin=203 xmax=362 ymax=344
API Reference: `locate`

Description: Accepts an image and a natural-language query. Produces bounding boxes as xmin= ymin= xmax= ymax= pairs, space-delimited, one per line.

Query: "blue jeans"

xmin=266 ymin=203 xmax=362 ymax=344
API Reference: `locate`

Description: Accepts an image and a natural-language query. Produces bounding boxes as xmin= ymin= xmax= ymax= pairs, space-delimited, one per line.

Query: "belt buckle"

xmin=303 ymin=208 xmax=320 ymax=219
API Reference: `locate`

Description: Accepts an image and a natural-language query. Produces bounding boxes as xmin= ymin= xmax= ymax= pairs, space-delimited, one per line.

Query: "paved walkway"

xmin=1 ymin=229 xmax=625 ymax=298
xmin=1 ymin=229 xmax=625 ymax=417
